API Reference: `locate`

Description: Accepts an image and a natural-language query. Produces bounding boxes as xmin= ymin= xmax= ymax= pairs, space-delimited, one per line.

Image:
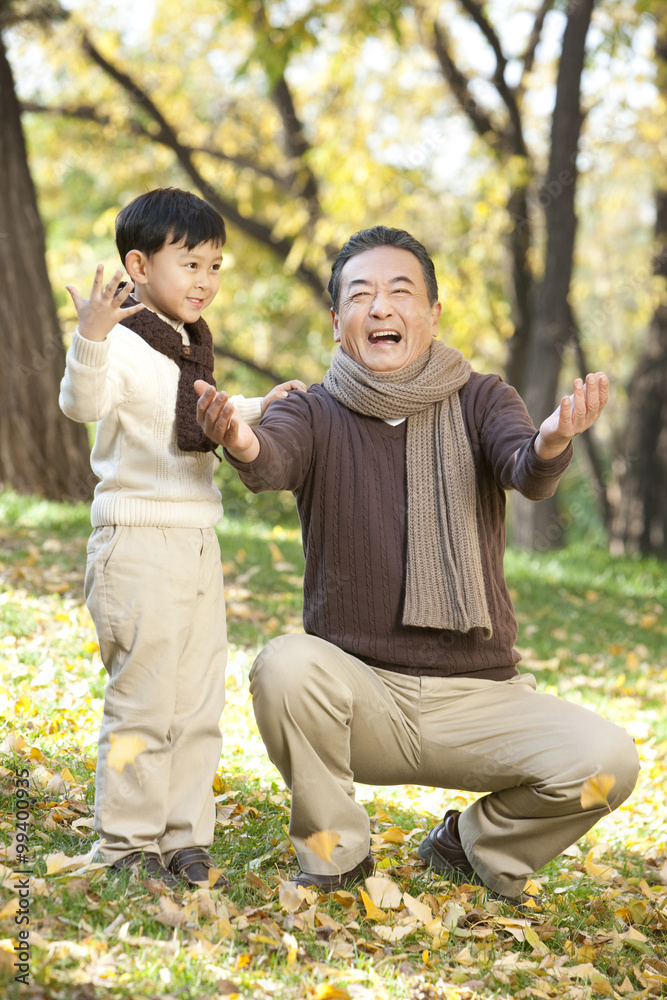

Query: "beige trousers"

xmin=250 ymin=634 xmax=639 ymax=898
xmin=85 ymin=525 xmax=227 ymax=865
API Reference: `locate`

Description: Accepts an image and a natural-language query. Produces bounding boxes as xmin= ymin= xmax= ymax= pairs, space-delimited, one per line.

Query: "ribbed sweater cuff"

xmin=70 ymin=327 xmax=112 ymax=366
xmin=231 ymin=395 xmax=263 ymax=427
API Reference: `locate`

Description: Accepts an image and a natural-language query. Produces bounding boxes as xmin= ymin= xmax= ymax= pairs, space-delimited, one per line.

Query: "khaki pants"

xmin=250 ymin=634 xmax=639 ymax=898
xmin=85 ymin=525 xmax=227 ymax=865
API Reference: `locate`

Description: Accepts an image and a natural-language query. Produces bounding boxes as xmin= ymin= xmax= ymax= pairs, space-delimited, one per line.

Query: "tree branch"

xmin=271 ymin=74 xmax=320 ymax=209
xmin=428 ymin=18 xmax=503 ymax=150
xmin=80 ymin=33 xmax=327 ymax=301
xmin=456 ymin=0 xmax=527 ymax=156
xmin=519 ymin=0 xmax=555 ymax=95
xmin=213 ymin=345 xmax=285 ymax=384
xmin=19 ymin=100 xmax=294 ymax=190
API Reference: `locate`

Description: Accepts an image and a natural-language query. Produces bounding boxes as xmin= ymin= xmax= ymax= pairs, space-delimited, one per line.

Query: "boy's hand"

xmin=195 ymin=381 xmax=260 ymax=463
xmin=261 ymin=379 xmax=308 ymax=414
xmin=66 ymin=265 xmax=144 ymax=343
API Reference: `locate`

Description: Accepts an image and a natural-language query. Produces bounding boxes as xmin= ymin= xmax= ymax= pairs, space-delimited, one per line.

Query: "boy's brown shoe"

xmin=290 ymin=851 xmax=374 ymax=892
xmin=168 ymin=847 xmax=230 ymax=889
xmin=112 ymin=851 xmax=181 ymax=890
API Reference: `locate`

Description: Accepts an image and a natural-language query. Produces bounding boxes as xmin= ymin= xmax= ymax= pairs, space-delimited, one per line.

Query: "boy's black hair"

xmin=115 ymin=187 xmax=226 ymax=265
xmin=328 ymin=225 xmax=438 ymax=311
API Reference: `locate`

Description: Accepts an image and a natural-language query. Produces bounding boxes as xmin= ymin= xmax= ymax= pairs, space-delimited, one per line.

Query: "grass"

xmin=0 ymin=489 xmax=666 ymax=1000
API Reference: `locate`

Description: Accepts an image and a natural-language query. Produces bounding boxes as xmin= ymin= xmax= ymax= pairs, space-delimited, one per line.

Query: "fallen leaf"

xmin=580 ymin=772 xmax=616 ymax=810
xmin=403 ymin=891 xmax=433 ymax=924
xmin=304 ymin=830 xmax=341 ymax=864
xmin=359 ymin=888 xmax=386 ymax=921
xmin=107 ymin=733 xmax=147 ymax=776
xmin=279 ymin=879 xmax=306 ymax=913
xmin=363 ymin=875 xmax=403 ymax=908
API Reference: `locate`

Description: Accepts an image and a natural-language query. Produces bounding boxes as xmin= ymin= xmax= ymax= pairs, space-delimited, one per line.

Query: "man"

xmin=195 ymin=227 xmax=639 ymax=902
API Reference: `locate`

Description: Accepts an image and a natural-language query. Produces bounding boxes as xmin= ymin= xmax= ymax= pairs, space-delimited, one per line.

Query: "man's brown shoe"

xmin=418 ymin=809 xmax=540 ymax=910
xmin=418 ymin=809 xmax=484 ymax=885
xmin=290 ymin=851 xmax=374 ymax=892
xmin=112 ymin=851 xmax=181 ymax=890
xmin=168 ymin=847 xmax=230 ymax=889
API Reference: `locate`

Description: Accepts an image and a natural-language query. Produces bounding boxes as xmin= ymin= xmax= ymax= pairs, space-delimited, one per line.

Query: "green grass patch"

xmin=0 ymin=489 xmax=665 ymax=999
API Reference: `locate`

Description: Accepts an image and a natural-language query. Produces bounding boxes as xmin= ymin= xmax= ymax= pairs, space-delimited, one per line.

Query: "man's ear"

xmin=431 ymin=300 xmax=442 ymax=335
xmin=331 ymin=308 xmax=341 ymax=343
xmin=125 ymin=250 xmax=149 ymax=285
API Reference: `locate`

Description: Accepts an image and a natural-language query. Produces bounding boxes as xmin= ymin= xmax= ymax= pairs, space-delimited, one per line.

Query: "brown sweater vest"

xmin=226 ymin=372 xmax=572 ymax=680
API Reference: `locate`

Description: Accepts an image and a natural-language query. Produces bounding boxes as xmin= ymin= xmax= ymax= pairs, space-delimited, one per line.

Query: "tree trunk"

xmin=511 ymin=0 xmax=594 ymax=550
xmin=0 ymin=33 xmax=93 ymax=502
xmin=609 ymin=194 xmax=667 ymax=557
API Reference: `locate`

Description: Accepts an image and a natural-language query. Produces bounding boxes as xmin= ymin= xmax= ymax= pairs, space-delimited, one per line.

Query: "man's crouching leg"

xmin=250 ymin=634 xmax=375 ymax=883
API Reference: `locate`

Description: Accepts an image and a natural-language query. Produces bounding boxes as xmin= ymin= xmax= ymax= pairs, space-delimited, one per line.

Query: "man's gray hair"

xmin=328 ymin=226 xmax=439 ymax=312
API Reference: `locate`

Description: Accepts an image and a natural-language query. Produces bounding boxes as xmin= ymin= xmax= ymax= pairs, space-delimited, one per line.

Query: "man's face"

xmin=331 ymin=246 xmax=441 ymax=373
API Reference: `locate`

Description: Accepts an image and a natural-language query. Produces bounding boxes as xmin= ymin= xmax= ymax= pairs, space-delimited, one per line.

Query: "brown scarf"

xmin=117 ymin=291 xmax=217 ymax=453
xmin=322 ymin=341 xmax=492 ymax=637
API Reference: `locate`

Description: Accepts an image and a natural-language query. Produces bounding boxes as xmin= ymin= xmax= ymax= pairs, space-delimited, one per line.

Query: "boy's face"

xmin=127 ymin=238 xmax=222 ymax=325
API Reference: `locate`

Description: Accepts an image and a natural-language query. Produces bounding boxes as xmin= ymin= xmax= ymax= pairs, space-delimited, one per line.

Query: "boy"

xmin=59 ymin=187 xmax=304 ymax=889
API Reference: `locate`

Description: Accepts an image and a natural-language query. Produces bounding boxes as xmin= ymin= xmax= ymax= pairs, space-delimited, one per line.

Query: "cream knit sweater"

xmin=59 ymin=320 xmax=262 ymax=529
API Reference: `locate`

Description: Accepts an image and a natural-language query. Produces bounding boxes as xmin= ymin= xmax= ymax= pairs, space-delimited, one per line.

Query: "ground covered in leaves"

xmin=0 ymin=490 xmax=666 ymax=1000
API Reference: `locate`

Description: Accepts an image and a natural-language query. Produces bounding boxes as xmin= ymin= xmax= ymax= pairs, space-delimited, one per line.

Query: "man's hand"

xmin=535 ymin=372 xmax=609 ymax=460
xmin=194 ymin=381 xmax=260 ymax=463
xmin=66 ymin=265 xmax=144 ymax=342
xmin=261 ymin=379 xmax=308 ymax=414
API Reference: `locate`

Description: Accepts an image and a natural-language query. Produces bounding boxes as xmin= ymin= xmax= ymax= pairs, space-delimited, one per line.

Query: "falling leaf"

xmin=107 ymin=733 xmax=147 ymax=775
xmin=304 ymin=830 xmax=341 ymax=864
xmin=359 ymin=888 xmax=386 ymax=921
xmin=580 ymin=772 xmax=616 ymax=810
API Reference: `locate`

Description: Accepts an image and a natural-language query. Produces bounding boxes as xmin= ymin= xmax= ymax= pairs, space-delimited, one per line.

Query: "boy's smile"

xmin=126 ymin=238 xmax=222 ymax=325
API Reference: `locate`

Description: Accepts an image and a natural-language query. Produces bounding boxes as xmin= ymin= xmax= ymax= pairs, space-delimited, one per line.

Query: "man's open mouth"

xmin=368 ymin=331 xmax=402 ymax=344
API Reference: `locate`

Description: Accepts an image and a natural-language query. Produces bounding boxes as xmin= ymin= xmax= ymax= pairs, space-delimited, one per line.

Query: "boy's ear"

xmin=124 ymin=250 xmax=149 ymax=285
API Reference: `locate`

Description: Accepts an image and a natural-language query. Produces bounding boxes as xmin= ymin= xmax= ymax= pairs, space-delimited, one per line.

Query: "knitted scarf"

xmin=117 ymin=292 xmax=217 ymax=453
xmin=322 ymin=341 xmax=492 ymax=637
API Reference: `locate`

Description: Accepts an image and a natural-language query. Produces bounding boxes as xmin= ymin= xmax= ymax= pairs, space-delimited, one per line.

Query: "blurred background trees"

xmin=1 ymin=0 xmax=664 ymax=553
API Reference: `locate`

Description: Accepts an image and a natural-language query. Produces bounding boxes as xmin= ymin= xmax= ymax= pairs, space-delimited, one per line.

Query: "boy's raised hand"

xmin=66 ymin=265 xmax=144 ymax=343
xmin=195 ymin=381 xmax=260 ymax=464
xmin=261 ymin=379 xmax=307 ymax=413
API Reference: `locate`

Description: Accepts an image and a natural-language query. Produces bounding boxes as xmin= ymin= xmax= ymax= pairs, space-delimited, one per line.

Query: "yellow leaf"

xmin=313 ymin=985 xmax=350 ymax=1000
xmin=364 ymin=875 xmax=403 ymax=908
xmin=524 ymin=925 xmax=550 ymax=956
xmin=207 ymin=867 xmax=226 ymax=889
xmin=402 ymin=891 xmax=433 ymax=925
xmin=580 ymin=772 xmax=616 ymax=810
xmin=278 ymin=879 xmax=306 ymax=913
xmin=590 ymin=971 xmax=614 ymax=995
xmin=359 ymin=888 xmax=386 ymax=922
xmin=107 ymin=734 xmax=147 ymax=775
xmin=0 ymin=898 xmax=19 ymax=919
xmin=304 ymin=830 xmax=340 ymax=864
xmin=584 ymin=850 xmax=617 ymax=881
xmin=378 ymin=826 xmax=406 ymax=844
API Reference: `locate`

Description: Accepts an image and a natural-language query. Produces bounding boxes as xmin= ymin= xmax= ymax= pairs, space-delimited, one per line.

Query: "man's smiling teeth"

xmin=369 ymin=331 xmax=401 ymax=343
